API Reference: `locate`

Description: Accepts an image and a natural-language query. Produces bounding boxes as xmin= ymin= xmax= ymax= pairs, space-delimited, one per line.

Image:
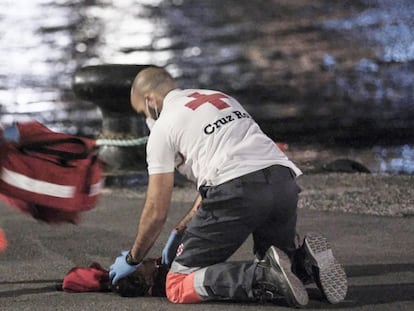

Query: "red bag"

xmin=0 ymin=121 xmax=103 ymax=217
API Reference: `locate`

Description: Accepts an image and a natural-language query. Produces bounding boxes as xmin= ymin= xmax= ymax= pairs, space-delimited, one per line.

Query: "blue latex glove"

xmin=161 ymin=230 xmax=183 ymax=266
xmin=2 ymin=124 xmax=20 ymax=142
xmin=109 ymin=250 xmax=140 ymax=285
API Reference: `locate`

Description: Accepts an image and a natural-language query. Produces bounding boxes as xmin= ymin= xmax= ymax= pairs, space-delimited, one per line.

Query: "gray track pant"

xmin=169 ymin=165 xmax=300 ymax=301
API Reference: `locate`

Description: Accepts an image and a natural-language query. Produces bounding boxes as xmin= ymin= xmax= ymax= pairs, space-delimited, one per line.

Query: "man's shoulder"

xmin=167 ymin=88 xmax=229 ymax=99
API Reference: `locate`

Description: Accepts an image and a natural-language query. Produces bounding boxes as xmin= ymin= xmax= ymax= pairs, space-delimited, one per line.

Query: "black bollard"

xmin=72 ymin=64 xmax=156 ymax=172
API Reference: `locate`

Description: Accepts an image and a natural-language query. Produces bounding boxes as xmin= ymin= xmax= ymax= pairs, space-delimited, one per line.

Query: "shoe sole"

xmin=304 ymin=233 xmax=348 ymax=304
xmin=267 ymin=246 xmax=309 ymax=308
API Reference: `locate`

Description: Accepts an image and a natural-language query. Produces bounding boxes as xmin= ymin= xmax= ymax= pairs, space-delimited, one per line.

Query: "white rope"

xmin=95 ymin=136 xmax=148 ymax=147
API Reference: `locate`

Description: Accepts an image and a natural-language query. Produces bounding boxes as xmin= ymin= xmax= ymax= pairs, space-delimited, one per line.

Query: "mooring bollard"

xmin=72 ymin=64 xmax=155 ymax=172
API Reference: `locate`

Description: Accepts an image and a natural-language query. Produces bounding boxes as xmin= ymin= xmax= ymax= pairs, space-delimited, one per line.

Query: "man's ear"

xmin=145 ymin=93 xmax=157 ymax=109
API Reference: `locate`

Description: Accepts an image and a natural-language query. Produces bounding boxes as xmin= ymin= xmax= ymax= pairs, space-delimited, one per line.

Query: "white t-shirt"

xmin=147 ymin=89 xmax=302 ymax=188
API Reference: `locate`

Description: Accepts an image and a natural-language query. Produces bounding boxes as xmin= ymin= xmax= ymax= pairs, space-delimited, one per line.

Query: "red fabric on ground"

xmin=62 ymin=262 xmax=110 ymax=292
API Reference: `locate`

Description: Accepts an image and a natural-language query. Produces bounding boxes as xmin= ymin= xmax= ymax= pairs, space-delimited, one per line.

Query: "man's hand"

xmin=161 ymin=229 xmax=183 ymax=266
xmin=109 ymin=250 xmax=140 ymax=285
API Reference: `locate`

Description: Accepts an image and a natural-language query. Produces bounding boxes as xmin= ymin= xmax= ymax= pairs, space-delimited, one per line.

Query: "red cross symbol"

xmin=185 ymin=92 xmax=230 ymax=110
xmin=176 ymin=243 xmax=184 ymax=257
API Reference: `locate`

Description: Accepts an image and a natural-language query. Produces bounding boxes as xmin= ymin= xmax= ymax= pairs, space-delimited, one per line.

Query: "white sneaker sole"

xmin=304 ymin=233 xmax=348 ymax=304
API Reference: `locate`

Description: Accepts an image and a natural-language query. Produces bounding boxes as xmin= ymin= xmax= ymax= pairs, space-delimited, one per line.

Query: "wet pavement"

xmin=0 ymin=173 xmax=413 ymax=310
xmin=1 ymin=0 xmax=414 ymax=173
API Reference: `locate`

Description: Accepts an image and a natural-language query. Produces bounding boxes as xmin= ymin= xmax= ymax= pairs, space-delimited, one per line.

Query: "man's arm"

xmin=160 ymin=193 xmax=201 ymax=266
xmin=129 ymin=172 xmax=174 ymax=263
xmin=175 ymin=194 xmax=202 ymax=232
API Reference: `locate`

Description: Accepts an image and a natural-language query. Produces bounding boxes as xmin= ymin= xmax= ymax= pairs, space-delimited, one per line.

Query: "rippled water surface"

xmin=0 ymin=0 xmax=413 ymax=173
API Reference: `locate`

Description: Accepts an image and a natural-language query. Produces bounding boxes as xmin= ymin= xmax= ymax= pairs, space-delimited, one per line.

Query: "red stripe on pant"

xmin=166 ymin=271 xmax=203 ymax=303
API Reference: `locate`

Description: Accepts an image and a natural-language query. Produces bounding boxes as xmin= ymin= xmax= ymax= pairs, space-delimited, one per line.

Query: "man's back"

xmin=147 ymin=89 xmax=301 ymax=187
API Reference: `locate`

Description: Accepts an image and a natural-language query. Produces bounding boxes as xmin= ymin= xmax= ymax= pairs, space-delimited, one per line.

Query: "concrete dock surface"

xmin=0 ymin=172 xmax=413 ymax=310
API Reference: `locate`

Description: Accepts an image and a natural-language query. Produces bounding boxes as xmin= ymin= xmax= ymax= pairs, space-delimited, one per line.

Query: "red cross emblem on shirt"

xmin=185 ymin=92 xmax=230 ymax=110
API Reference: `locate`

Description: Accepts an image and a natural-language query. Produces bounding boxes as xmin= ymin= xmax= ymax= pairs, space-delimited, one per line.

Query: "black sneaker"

xmin=303 ymin=233 xmax=348 ymax=304
xmin=254 ymin=246 xmax=309 ymax=308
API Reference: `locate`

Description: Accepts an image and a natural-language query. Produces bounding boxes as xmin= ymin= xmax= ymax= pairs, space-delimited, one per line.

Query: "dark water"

xmin=0 ymin=0 xmax=413 ymax=174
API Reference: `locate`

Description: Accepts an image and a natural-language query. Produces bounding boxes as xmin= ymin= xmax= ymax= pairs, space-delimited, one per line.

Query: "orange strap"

xmin=0 ymin=228 xmax=8 ymax=253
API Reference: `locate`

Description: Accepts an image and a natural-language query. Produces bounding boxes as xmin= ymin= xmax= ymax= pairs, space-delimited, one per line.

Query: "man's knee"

xmin=166 ymin=271 xmax=203 ymax=304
